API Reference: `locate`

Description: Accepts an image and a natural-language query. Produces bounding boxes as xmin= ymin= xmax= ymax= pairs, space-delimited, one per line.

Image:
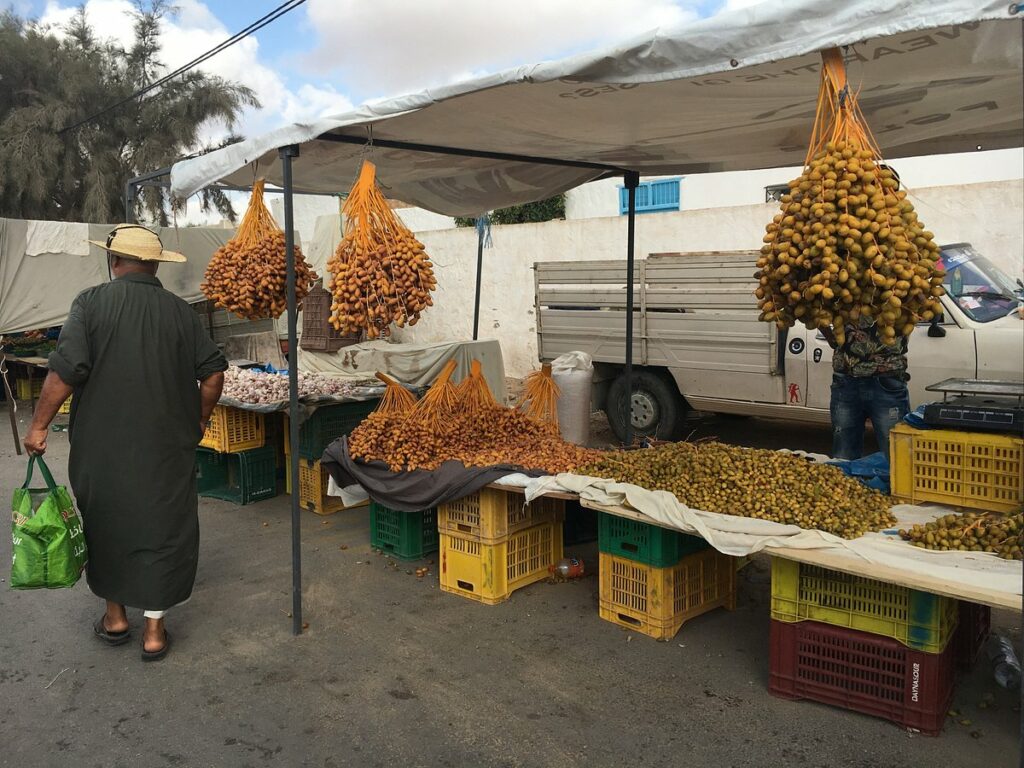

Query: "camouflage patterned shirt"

xmin=831 ymin=318 xmax=908 ymax=378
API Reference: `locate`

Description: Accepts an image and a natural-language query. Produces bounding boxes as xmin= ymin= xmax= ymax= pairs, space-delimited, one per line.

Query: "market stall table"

xmin=1 ymin=352 xmax=51 ymax=454
xmin=573 ymin=497 xmax=1021 ymax=612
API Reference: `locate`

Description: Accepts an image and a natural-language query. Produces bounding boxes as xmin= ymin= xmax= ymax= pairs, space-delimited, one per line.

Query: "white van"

xmin=534 ymin=243 xmax=1023 ymax=441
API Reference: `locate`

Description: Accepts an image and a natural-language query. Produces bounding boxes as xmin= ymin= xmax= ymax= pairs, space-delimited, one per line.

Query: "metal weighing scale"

xmin=923 ymin=378 xmax=1024 ymax=434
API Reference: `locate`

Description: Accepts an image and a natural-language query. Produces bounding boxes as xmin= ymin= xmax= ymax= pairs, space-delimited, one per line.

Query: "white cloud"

xmin=38 ymin=0 xmax=353 ymax=146
xmin=723 ymin=0 xmax=767 ymax=10
xmin=304 ymin=0 xmax=697 ymax=98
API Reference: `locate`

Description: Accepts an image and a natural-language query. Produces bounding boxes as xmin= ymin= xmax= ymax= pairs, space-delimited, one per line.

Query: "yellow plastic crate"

xmin=16 ymin=378 xmax=43 ymax=400
xmin=598 ymin=549 xmax=736 ymax=641
xmin=58 ymin=395 xmax=72 ymax=414
xmin=200 ymin=405 xmax=265 ymax=453
xmin=440 ymin=520 xmax=563 ymax=605
xmin=770 ymin=558 xmax=958 ymax=653
xmin=438 ymin=487 xmax=564 ymax=543
xmin=298 ymin=458 xmax=346 ymax=516
xmin=890 ymin=423 xmax=1024 ymax=513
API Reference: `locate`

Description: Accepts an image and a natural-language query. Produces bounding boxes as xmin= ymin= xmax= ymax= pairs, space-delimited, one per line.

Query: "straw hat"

xmin=88 ymin=224 xmax=186 ymax=263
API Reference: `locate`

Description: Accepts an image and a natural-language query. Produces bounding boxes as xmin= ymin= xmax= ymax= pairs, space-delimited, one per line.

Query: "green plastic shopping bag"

xmin=10 ymin=456 xmax=87 ymax=589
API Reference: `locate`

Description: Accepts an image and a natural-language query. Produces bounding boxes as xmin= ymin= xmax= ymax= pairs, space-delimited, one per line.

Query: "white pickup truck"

xmin=534 ymin=243 xmax=1024 ymax=441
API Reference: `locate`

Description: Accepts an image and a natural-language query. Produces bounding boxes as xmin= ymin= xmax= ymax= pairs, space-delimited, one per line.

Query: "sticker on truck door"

xmin=788 ymin=383 xmax=801 ymax=403
xmin=788 ymin=338 xmax=804 ymax=355
xmin=813 ymin=348 xmax=822 ymax=363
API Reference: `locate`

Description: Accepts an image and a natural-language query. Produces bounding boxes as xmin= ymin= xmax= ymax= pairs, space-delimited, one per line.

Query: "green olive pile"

xmin=899 ymin=511 xmax=1022 ymax=559
xmin=578 ymin=442 xmax=895 ymax=539
xmin=757 ymin=140 xmax=945 ymax=347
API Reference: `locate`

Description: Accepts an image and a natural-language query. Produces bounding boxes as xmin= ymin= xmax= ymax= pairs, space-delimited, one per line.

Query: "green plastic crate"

xmin=196 ymin=446 xmax=278 ymax=505
xmin=598 ymin=512 xmax=708 ymax=567
xmin=297 ymin=400 xmax=378 ymax=460
xmin=370 ymin=502 xmax=438 ymax=561
xmin=770 ymin=558 xmax=959 ymax=654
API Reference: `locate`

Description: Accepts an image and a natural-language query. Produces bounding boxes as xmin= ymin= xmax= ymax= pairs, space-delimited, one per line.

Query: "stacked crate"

xmin=15 ymin=376 xmax=71 ymax=411
xmin=597 ymin=513 xmax=734 ymax=640
xmin=196 ymin=405 xmax=275 ymax=506
xmin=15 ymin=378 xmax=43 ymax=400
xmin=370 ymin=502 xmax=439 ymax=560
xmin=437 ymin=488 xmax=564 ymax=604
xmin=283 ymin=400 xmax=377 ymax=514
xmin=768 ymin=558 xmax=960 ymax=735
xmin=889 ymin=423 xmax=1024 ymax=513
xmin=298 ymin=283 xmax=361 ymax=352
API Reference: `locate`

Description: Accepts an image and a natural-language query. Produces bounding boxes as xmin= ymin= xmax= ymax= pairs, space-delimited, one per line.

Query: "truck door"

xmin=802 ymin=297 xmax=977 ymax=411
xmin=780 ymin=326 xmax=811 ymax=409
xmin=904 ymin=298 xmax=977 ymax=407
xmin=805 ymin=329 xmax=834 ymax=411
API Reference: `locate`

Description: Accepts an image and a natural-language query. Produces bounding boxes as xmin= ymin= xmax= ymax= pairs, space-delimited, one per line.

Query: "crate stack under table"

xmin=766 ymin=557 xmax=992 ymax=735
xmin=283 ymin=400 xmax=378 ymax=515
xmin=196 ymin=405 xmax=277 ymax=505
xmin=369 ymin=502 xmax=439 ymax=561
xmin=437 ymin=487 xmax=565 ymax=605
xmin=597 ymin=513 xmax=736 ymax=641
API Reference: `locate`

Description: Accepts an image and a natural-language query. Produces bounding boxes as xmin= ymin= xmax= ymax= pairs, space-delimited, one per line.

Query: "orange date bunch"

xmin=327 ymin=161 xmax=437 ymax=340
xmin=201 ymin=179 xmax=318 ymax=320
xmin=756 ymin=49 xmax=944 ymax=347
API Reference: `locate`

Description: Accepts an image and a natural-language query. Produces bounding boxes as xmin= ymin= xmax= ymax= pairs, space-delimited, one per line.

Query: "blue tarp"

xmin=829 ymin=451 xmax=891 ymax=494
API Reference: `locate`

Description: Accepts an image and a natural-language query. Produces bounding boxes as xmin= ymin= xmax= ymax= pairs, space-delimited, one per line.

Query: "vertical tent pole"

xmin=124 ymin=181 xmax=135 ymax=224
xmin=279 ymin=144 xmax=303 ymax=636
xmin=623 ymin=171 xmax=640 ymax=447
xmin=472 ymin=218 xmax=485 ymax=340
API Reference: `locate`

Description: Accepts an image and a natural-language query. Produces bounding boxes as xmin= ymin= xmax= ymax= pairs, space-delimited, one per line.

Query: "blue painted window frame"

xmin=619 ymin=177 xmax=682 ymax=214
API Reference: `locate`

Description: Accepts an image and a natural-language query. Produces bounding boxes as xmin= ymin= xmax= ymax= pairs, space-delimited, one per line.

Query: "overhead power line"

xmin=58 ymin=0 xmax=308 ymax=135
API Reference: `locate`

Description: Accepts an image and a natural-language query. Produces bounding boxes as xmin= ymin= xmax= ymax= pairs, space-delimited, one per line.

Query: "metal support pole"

xmin=124 ymin=181 xmax=135 ymax=224
xmin=279 ymin=144 xmax=303 ymax=637
xmin=623 ymin=171 xmax=640 ymax=447
xmin=472 ymin=220 xmax=484 ymax=340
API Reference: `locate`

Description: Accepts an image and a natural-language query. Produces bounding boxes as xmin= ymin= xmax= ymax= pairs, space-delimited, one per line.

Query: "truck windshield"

xmin=937 ymin=244 xmax=1022 ymax=323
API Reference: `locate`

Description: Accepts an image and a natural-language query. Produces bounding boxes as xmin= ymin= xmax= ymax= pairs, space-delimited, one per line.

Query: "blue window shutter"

xmin=619 ymin=178 xmax=681 ymax=214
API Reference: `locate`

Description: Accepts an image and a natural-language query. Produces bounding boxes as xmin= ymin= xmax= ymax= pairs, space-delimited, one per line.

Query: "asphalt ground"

xmin=0 ymin=404 xmax=1020 ymax=768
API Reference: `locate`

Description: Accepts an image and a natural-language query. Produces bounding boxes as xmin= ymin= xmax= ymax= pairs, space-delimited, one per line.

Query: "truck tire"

xmin=605 ymin=371 xmax=686 ymax=443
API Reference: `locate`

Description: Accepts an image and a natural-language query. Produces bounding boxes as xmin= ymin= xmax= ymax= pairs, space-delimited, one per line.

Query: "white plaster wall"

xmin=269 ymin=194 xmax=340 ymax=249
xmin=395 ymin=207 xmax=456 ymax=231
xmin=564 ymin=148 xmax=1024 ymax=218
xmin=367 ymin=179 xmax=1021 ymax=377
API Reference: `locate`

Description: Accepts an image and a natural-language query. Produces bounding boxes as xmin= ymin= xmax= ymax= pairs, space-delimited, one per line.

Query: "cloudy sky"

xmin=16 ymin=0 xmax=764 ymax=144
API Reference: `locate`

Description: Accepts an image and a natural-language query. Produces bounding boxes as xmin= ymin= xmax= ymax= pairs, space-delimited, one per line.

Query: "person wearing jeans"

xmin=825 ymin=316 xmax=911 ymax=460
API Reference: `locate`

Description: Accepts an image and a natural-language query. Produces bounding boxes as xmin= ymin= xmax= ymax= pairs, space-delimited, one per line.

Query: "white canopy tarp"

xmin=171 ymin=0 xmax=1022 ymax=216
xmin=0 ymin=218 xmax=234 ymax=334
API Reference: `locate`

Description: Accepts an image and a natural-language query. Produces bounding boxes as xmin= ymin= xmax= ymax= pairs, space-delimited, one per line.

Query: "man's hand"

xmin=23 ymin=427 xmax=48 ymax=456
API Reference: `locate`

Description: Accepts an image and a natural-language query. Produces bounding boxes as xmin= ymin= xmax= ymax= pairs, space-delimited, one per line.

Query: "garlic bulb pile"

xmin=221 ymin=366 xmax=379 ymax=404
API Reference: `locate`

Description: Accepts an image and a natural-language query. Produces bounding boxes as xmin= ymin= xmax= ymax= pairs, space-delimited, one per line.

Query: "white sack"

xmin=551 ymin=351 xmax=594 ymax=446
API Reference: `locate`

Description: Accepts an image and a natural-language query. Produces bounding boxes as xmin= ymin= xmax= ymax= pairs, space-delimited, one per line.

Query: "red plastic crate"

xmin=953 ymin=601 xmax=991 ymax=671
xmin=769 ymin=619 xmax=954 ymax=736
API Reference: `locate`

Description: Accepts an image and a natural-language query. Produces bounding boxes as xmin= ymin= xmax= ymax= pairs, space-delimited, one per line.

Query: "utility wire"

xmin=58 ymin=0 xmax=307 ymax=135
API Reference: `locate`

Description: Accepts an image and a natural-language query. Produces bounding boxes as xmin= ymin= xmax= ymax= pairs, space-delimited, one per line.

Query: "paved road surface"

xmin=0 ymin=405 xmax=1019 ymax=768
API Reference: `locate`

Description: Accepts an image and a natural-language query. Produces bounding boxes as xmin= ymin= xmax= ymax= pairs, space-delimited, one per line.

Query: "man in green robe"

xmin=24 ymin=224 xmax=226 ymax=662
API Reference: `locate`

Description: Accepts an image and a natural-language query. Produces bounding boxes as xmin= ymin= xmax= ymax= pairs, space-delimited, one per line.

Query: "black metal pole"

xmin=623 ymin=172 xmax=639 ymax=447
xmin=124 ymin=181 xmax=135 ymax=224
xmin=472 ymin=220 xmax=484 ymax=340
xmin=279 ymin=144 xmax=303 ymax=637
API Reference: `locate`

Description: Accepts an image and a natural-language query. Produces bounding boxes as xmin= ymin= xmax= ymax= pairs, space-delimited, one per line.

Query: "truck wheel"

xmin=605 ymin=371 xmax=685 ymax=443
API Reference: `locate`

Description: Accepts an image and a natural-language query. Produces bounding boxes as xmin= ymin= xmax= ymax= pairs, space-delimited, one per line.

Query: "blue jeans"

xmin=830 ymin=373 xmax=910 ymax=460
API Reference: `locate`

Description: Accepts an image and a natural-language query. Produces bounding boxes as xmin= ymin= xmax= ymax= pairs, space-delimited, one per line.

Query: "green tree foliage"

xmin=454 ymin=194 xmax=566 ymax=228
xmin=0 ymin=2 xmax=258 ymax=224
